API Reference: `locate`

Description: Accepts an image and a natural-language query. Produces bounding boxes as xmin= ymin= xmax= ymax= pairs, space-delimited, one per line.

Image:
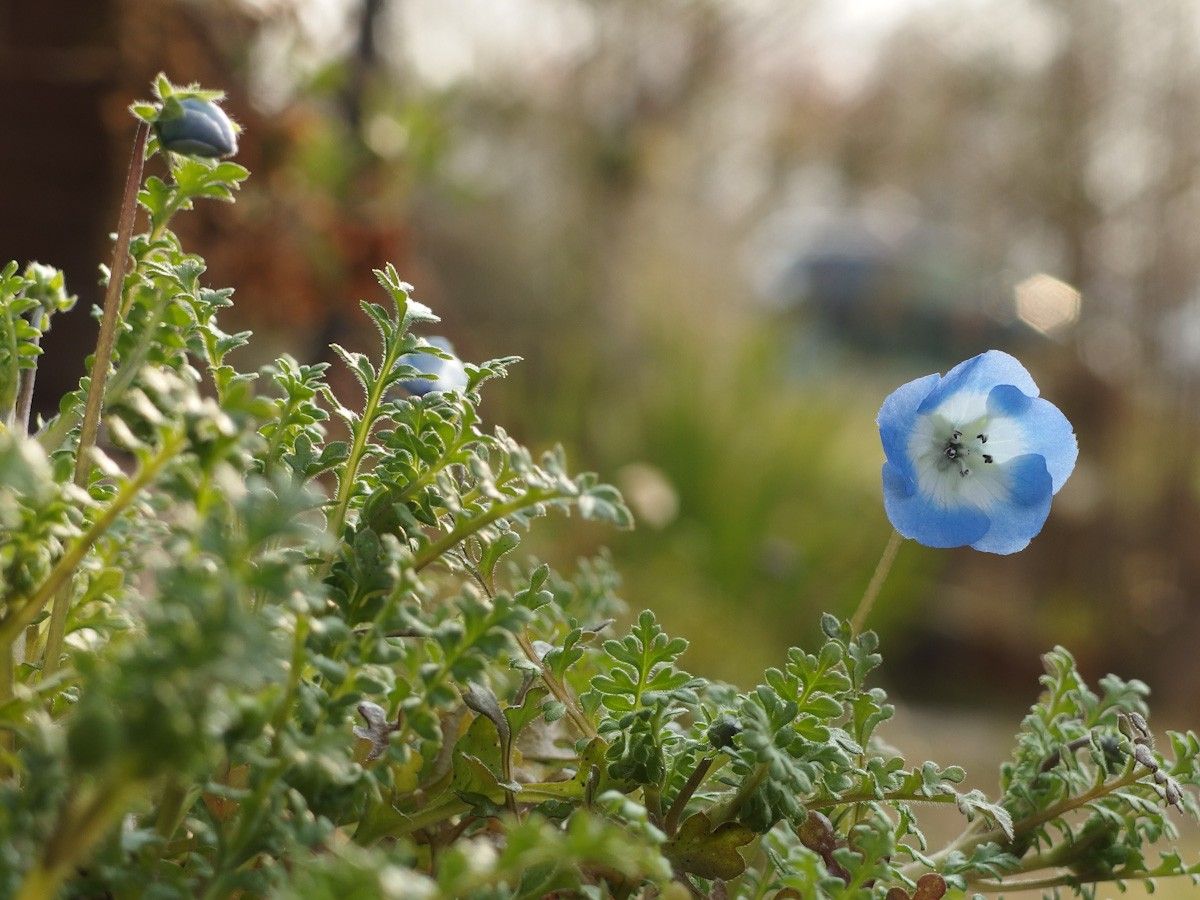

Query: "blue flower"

xmin=155 ymin=97 xmax=238 ymax=158
xmin=398 ymin=337 xmax=469 ymax=396
xmin=877 ymin=350 xmax=1077 ymax=554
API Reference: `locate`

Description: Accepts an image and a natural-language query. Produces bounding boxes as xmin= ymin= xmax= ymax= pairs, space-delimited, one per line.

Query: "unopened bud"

xmin=1132 ymin=743 xmax=1157 ymax=770
xmin=1164 ymin=778 xmax=1183 ymax=808
xmin=706 ymin=714 xmax=742 ymax=751
xmin=155 ymin=97 xmax=238 ymax=158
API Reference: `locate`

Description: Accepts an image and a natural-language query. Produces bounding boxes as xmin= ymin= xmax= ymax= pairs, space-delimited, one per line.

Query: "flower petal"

xmin=917 ymin=350 xmax=1039 ymax=414
xmin=877 ymin=372 xmax=941 ymax=481
xmin=882 ymin=462 xmax=990 ymax=548
xmin=986 ymin=385 xmax=1078 ymax=493
xmin=969 ymin=453 xmax=1053 ymax=554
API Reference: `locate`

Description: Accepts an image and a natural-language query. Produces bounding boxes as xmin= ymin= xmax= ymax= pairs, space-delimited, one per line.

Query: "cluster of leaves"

xmin=0 ymin=76 xmax=1196 ymax=899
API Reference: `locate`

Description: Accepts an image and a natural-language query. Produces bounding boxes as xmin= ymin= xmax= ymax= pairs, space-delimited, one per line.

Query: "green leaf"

xmin=665 ymin=812 xmax=756 ymax=880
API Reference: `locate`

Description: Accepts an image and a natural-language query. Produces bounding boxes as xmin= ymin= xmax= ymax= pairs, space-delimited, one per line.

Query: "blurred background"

xmin=3 ymin=0 xmax=1199 ymax=815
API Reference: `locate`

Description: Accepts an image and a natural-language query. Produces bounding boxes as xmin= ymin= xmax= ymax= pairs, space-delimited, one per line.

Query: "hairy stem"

xmin=850 ymin=528 xmax=903 ymax=636
xmin=664 ymin=755 xmax=719 ymax=836
xmin=1 ymin=431 xmax=183 ymax=656
xmin=807 ymin=789 xmax=959 ymax=811
xmin=325 ymin=345 xmax=405 ymax=543
xmin=0 ymin=641 xmax=12 ymax=775
xmin=905 ymin=765 xmax=1149 ymax=880
xmin=514 ymin=630 xmax=597 ymax=739
xmin=73 ymin=121 xmax=149 ymax=487
xmin=970 ymin=870 xmax=1144 ymax=893
xmin=17 ymin=777 xmax=140 ymax=900
xmin=14 ymin=331 xmax=40 ymax=434
xmin=413 ymin=490 xmax=553 ymax=572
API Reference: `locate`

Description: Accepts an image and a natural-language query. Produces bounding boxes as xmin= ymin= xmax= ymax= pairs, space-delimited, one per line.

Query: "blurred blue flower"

xmin=877 ymin=350 xmax=1077 ymax=554
xmin=398 ymin=337 xmax=469 ymax=396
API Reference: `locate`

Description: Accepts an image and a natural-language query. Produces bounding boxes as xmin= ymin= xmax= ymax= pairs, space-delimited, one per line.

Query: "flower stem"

xmin=17 ymin=776 xmax=140 ymax=900
xmin=325 ymin=342 xmax=405 ymax=543
xmin=514 ymin=631 xmax=597 ymax=739
xmin=0 ymin=641 xmax=12 ymax=776
xmin=412 ymin=490 xmax=552 ymax=572
xmin=14 ymin=332 xmax=40 ymax=434
xmin=903 ymin=764 xmax=1148 ymax=881
xmin=850 ymin=528 xmax=903 ymax=636
xmin=73 ymin=121 xmax=149 ymax=489
xmin=8 ymin=430 xmax=183 ymax=662
xmin=664 ymin=754 xmax=718 ymax=836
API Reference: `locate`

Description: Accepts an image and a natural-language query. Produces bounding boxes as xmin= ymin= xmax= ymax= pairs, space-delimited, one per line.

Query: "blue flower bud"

xmin=155 ymin=97 xmax=238 ymax=158
xmin=398 ymin=337 xmax=469 ymax=396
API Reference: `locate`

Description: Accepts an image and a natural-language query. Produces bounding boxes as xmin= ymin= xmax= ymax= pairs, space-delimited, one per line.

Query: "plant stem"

xmin=0 ymin=641 xmax=12 ymax=776
xmin=904 ymin=765 xmax=1149 ymax=880
xmin=708 ymin=761 xmax=769 ymax=826
xmin=413 ymin=491 xmax=552 ymax=572
xmin=3 ymin=430 xmax=182 ymax=658
xmin=850 ymin=528 xmax=903 ymax=636
xmin=17 ymin=777 xmax=139 ymax=900
xmin=14 ymin=332 xmax=40 ymax=434
xmin=807 ymin=789 xmax=959 ymax=811
xmin=664 ymin=755 xmax=717 ymax=836
xmin=325 ymin=347 xmax=405 ymax=544
xmin=73 ymin=121 xmax=149 ymax=488
xmin=33 ymin=123 xmax=149 ymax=674
xmin=969 ymin=871 xmax=1126 ymax=893
xmin=514 ymin=631 xmax=597 ymax=739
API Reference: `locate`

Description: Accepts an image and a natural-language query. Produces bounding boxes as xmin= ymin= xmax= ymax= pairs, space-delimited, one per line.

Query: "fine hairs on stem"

xmin=41 ymin=121 xmax=149 ymax=679
xmin=850 ymin=528 xmax=903 ymax=636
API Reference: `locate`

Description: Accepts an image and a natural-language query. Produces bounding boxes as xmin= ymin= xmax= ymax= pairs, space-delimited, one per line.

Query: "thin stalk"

xmin=807 ymin=789 xmax=959 ymax=811
xmin=0 ymin=641 xmax=12 ymax=775
xmin=413 ymin=490 xmax=552 ymax=572
xmin=514 ymin=631 xmax=596 ymax=739
xmin=390 ymin=782 xmax=600 ymax=837
xmin=325 ymin=347 xmax=406 ymax=544
xmin=73 ymin=121 xmax=149 ymax=487
xmin=970 ymin=871 xmax=1134 ymax=893
xmin=3 ymin=431 xmax=183 ymax=656
xmin=34 ymin=123 xmax=149 ymax=676
xmin=850 ymin=529 xmax=903 ymax=636
xmin=17 ymin=777 xmax=140 ymax=900
xmin=664 ymin=754 xmax=720 ymax=836
xmin=708 ymin=761 xmax=769 ymax=826
xmin=14 ymin=332 xmax=40 ymax=434
xmin=903 ymin=765 xmax=1149 ymax=880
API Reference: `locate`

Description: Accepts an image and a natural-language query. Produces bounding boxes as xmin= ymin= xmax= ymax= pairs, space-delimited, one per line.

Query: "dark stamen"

xmin=960 ymin=468 xmax=970 ymax=477
xmin=977 ymin=433 xmax=987 ymax=443
xmin=952 ymin=430 xmax=962 ymax=440
xmin=945 ymin=446 xmax=957 ymax=459
xmin=983 ymin=454 xmax=993 ymax=464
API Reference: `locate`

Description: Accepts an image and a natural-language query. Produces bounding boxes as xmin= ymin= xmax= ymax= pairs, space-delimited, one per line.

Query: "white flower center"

xmin=906 ymin=392 xmax=1028 ymax=509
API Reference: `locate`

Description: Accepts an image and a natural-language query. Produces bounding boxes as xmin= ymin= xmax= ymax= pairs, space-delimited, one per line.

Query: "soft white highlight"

xmin=906 ymin=392 xmax=1029 ymax=510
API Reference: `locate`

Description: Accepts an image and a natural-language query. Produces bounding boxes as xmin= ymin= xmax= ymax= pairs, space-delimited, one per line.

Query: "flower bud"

xmin=155 ymin=97 xmax=238 ymax=158
xmin=706 ymin=714 xmax=742 ymax=750
xmin=1132 ymin=743 xmax=1157 ymax=770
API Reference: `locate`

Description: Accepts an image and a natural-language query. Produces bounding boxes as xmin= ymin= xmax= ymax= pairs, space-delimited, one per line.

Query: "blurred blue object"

xmin=398 ymin=336 xmax=469 ymax=396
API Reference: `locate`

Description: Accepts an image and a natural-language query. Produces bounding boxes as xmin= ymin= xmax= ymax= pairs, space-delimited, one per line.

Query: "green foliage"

xmin=0 ymin=76 xmax=1195 ymax=899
